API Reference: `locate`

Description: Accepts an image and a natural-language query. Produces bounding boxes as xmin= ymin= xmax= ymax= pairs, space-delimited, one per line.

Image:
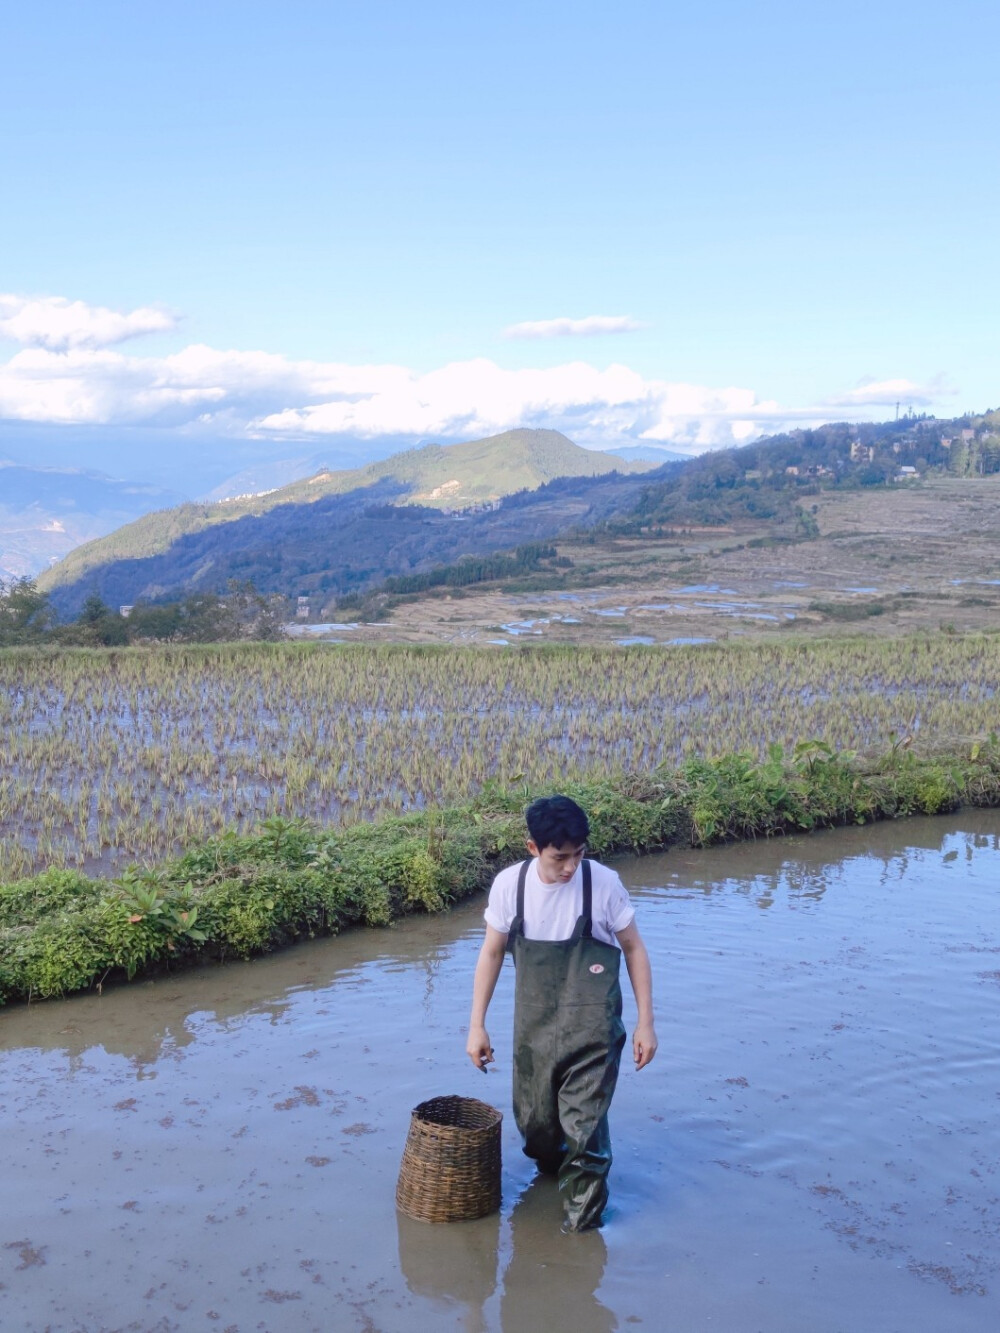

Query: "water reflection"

xmin=4 ymin=814 xmax=1000 ymax=1072
xmin=396 ymin=1176 xmax=614 ymax=1333
xmin=397 ymin=1210 xmax=500 ymax=1332
xmin=0 ymin=921 xmax=474 ymax=1068
xmin=623 ymin=816 xmax=1000 ymax=912
xmin=501 ymin=1177 xmax=614 ymax=1333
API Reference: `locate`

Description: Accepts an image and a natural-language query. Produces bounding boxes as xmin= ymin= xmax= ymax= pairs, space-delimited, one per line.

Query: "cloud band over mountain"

xmin=0 ymin=294 xmax=955 ymax=452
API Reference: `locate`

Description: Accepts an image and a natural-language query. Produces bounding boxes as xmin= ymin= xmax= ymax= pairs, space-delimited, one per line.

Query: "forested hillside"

xmin=44 ymin=468 xmax=657 ymax=617
xmin=39 ymin=428 xmax=652 ymax=596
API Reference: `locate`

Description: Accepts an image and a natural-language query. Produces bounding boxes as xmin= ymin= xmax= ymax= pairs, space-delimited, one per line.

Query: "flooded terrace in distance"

xmin=2 ymin=812 xmax=999 ymax=1332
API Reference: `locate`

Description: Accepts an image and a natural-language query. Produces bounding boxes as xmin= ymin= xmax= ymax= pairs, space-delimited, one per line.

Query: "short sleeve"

xmin=604 ymin=871 xmax=635 ymax=936
xmin=484 ymin=867 xmax=516 ymax=934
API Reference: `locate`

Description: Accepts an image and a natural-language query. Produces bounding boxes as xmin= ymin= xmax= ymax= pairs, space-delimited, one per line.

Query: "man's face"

xmin=528 ymin=838 xmax=587 ymax=885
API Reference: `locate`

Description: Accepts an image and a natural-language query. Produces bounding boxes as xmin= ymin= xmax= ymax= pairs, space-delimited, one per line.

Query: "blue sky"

xmin=1 ymin=0 xmax=997 ymax=481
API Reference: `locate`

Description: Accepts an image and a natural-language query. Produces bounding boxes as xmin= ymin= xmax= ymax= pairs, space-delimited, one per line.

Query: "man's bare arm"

xmin=466 ymin=925 xmax=508 ymax=1071
xmin=616 ymin=921 xmax=658 ymax=1070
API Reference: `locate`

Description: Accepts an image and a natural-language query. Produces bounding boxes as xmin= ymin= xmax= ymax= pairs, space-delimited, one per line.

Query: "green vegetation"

xmin=807 ymin=597 xmax=897 ymax=621
xmin=0 ymin=576 xmax=52 ymax=645
xmin=0 ymin=578 xmax=284 ymax=648
xmin=332 ymin=542 xmax=567 ymax=619
xmin=945 ymin=410 xmax=1000 ymax=478
xmin=2 ymin=737 xmax=998 ymax=1004
xmin=2 ymin=636 xmax=999 ymax=883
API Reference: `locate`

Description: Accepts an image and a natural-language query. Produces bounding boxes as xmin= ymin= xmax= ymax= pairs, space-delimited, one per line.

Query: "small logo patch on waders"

xmin=589 ymin=963 xmax=605 ymax=974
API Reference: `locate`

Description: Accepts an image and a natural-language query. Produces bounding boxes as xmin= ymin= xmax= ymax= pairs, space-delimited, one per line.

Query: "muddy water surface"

xmin=2 ymin=814 xmax=1000 ymax=1332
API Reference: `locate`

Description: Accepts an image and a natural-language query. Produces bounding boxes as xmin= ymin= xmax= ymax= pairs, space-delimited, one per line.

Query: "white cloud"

xmin=255 ymin=359 xmax=791 ymax=448
xmin=503 ymin=315 xmax=644 ymax=339
xmin=0 ymin=294 xmax=177 ymax=351
xmin=823 ymin=376 xmax=954 ymax=409
xmin=0 ymin=336 xmax=788 ymax=448
xmin=0 ymin=293 xmax=958 ymax=453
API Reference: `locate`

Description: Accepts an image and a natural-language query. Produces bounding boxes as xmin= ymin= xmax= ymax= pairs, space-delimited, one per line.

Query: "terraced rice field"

xmin=1 ymin=636 xmax=997 ymax=880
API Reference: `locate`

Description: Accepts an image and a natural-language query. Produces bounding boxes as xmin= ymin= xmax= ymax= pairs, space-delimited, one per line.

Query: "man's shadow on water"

xmin=397 ymin=1173 xmax=615 ymax=1333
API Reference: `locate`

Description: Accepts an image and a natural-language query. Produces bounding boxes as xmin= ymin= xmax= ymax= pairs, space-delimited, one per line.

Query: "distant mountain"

xmin=607 ymin=445 xmax=692 ymax=464
xmin=0 ymin=462 xmax=184 ymax=581
xmin=40 ymin=429 xmax=654 ymax=596
xmin=0 ymin=420 xmax=408 ymax=497
xmin=262 ymin=428 xmax=654 ymax=510
xmin=43 ymin=467 xmax=664 ymax=618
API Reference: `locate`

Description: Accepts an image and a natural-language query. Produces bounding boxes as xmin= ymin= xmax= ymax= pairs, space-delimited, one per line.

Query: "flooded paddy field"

xmin=2 ymin=812 xmax=999 ymax=1332
xmin=2 ymin=637 xmax=998 ymax=879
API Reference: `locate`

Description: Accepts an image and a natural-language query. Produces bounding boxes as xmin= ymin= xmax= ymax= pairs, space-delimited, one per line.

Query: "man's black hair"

xmin=525 ymin=795 xmax=589 ymax=850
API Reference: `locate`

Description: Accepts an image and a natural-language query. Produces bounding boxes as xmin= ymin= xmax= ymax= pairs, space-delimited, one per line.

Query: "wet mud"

xmin=2 ymin=813 xmax=1000 ymax=1331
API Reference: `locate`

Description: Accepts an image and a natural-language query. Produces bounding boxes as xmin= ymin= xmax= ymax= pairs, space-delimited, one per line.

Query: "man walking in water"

xmin=466 ymin=795 xmax=657 ymax=1230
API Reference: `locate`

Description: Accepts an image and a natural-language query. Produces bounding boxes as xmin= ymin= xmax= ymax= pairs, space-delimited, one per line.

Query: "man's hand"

xmin=467 ymin=926 xmax=506 ymax=1072
xmin=633 ymin=1021 xmax=657 ymax=1070
xmin=616 ymin=922 xmax=657 ymax=1071
xmin=466 ymin=1024 xmax=495 ymax=1073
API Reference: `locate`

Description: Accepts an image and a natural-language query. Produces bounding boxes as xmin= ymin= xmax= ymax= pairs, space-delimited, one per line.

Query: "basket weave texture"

xmin=396 ymin=1094 xmax=502 ymax=1223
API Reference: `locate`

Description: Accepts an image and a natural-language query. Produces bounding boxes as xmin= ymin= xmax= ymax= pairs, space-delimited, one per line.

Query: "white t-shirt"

xmin=484 ymin=858 xmax=635 ymax=946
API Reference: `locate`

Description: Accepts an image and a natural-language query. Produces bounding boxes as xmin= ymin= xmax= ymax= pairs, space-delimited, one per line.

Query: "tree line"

xmin=0 ymin=578 xmax=285 ymax=648
xmin=334 ymin=542 xmax=563 ymax=611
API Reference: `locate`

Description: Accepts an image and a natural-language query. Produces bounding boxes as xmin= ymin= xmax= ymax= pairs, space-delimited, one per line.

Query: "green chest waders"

xmin=508 ymin=859 xmax=627 ymax=1231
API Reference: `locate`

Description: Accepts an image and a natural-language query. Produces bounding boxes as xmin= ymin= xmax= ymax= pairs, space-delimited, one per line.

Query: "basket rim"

xmin=411 ymin=1093 xmax=503 ymax=1130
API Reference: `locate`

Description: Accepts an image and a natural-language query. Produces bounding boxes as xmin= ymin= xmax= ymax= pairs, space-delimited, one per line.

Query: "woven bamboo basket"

xmin=396 ymin=1094 xmax=502 ymax=1223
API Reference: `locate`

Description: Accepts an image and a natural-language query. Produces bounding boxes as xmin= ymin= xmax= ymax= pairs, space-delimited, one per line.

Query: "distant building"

xmin=895 ymin=466 xmax=919 ymax=481
xmin=119 ymin=605 xmax=134 ymax=618
xmin=785 ymin=465 xmax=799 ymax=476
xmin=445 ymin=498 xmax=502 ymax=518
xmin=296 ymin=596 xmax=310 ymax=620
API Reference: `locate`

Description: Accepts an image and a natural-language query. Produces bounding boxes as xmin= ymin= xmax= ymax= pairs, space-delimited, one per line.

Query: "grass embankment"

xmin=2 ymin=739 xmax=998 ymax=1005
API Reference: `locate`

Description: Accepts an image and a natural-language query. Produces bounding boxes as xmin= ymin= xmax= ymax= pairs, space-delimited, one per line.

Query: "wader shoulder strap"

xmin=513 ymin=858 xmax=531 ymax=932
xmin=581 ymin=859 xmax=593 ymax=936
